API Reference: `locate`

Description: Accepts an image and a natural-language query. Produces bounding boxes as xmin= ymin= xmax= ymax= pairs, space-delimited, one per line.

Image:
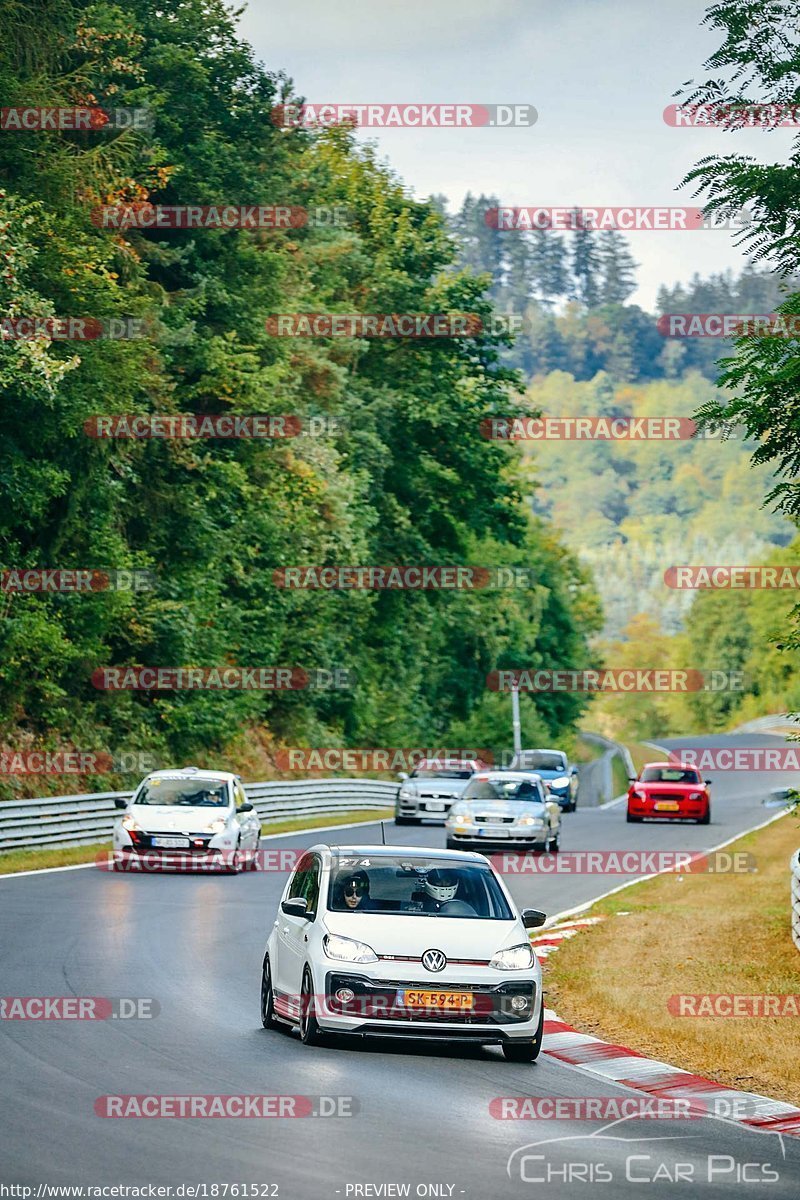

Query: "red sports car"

xmin=626 ymin=762 xmax=711 ymax=824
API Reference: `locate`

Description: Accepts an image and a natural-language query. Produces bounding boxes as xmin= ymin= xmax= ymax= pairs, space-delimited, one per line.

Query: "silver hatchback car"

xmin=395 ymin=758 xmax=487 ymax=824
xmin=445 ymin=771 xmax=562 ymax=852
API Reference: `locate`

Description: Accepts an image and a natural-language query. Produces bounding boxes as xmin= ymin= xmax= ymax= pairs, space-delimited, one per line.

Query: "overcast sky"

xmin=239 ymin=0 xmax=791 ymax=307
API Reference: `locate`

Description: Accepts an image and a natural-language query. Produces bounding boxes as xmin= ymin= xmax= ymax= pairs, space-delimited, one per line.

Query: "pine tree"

xmin=598 ymin=231 xmax=638 ymax=304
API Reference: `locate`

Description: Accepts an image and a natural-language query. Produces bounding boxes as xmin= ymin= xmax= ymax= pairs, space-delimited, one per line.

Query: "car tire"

xmin=226 ymin=842 xmax=243 ymax=874
xmin=626 ymin=811 xmax=641 ymax=823
xmin=260 ymin=956 xmax=280 ymax=1030
xmin=549 ymin=833 xmax=559 ymax=852
xmin=249 ymin=842 xmax=260 ymax=870
xmin=445 ymin=837 xmax=459 ymax=850
xmin=300 ymin=968 xmax=325 ymax=1046
xmin=395 ymin=816 xmax=420 ymax=826
xmin=502 ymin=1004 xmax=544 ymax=1063
xmin=698 ymin=805 xmax=711 ymax=825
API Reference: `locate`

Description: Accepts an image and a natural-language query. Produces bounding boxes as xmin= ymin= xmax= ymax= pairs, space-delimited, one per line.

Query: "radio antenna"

xmin=380 ymin=820 xmax=387 ymax=845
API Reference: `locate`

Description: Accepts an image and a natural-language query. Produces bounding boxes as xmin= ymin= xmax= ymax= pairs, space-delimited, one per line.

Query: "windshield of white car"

xmin=410 ymin=768 xmax=473 ymax=780
xmin=461 ymin=779 xmax=544 ymax=802
xmin=516 ymin=752 xmax=565 ymax=771
xmin=133 ymin=779 xmax=229 ymax=806
xmin=328 ymin=856 xmax=513 ymax=919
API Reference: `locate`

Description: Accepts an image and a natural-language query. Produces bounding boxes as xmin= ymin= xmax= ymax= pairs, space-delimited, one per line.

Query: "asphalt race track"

xmin=2 ymin=733 xmax=799 ymax=1198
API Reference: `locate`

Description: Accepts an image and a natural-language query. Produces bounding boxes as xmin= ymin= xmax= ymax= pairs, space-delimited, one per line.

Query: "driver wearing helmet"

xmin=421 ymin=867 xmax=460 ymax=913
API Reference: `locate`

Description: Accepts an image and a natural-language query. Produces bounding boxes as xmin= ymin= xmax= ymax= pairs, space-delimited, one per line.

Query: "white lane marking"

xmin=0 ymin=816 xmax=393 ymax=881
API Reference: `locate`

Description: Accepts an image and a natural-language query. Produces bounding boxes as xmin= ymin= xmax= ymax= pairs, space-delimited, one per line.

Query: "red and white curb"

xmin=531 ymin=919 xmax=800 ymax=1138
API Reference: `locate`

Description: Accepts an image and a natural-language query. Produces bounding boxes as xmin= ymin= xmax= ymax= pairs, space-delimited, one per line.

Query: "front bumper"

xmin=396 ymin=796 xmax=455 ymax=821
xmin=319 ymin=969 xmax=540 ymax=1042
xmin=447 ymin=825 xmax=549 ymax=849
xmin=628 ymin=797 xmax=707 ymax=819
xmin=112 ymin=826 xmax=242 ymax=869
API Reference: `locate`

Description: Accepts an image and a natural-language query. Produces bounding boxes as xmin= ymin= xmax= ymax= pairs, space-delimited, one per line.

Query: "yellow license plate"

xmin=401 ymin=990 xmax=474 ymax=1010
xmin=655 ymin=802 xmax=680 ymax=811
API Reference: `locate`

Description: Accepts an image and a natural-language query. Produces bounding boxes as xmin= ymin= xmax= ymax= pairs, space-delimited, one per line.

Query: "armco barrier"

xmin=792 ymin=850 xmax=800 ymax=953
xmin=0 ymin=779 xmax=399 ymax=853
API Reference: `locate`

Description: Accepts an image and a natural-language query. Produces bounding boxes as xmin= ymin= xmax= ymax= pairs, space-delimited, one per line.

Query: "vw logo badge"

xmin=422 ymin=948 xmax=447 ymax=972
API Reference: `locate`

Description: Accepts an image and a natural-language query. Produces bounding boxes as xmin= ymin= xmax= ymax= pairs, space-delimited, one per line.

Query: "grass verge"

xmin=0 ymin=808 xmax=395 ymax=876
xmin=545 ymin=812 xmax=800 ymax=1105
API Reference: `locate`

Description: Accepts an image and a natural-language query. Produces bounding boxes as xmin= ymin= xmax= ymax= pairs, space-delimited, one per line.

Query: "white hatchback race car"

xmin=112 ymin=767 xmax=261 ymax=872
xmin=260 ymin=844 xmax=547 ymax=1061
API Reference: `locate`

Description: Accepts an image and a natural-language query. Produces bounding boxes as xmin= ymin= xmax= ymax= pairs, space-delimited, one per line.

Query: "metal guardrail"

xmin=0 ymin=779 xmax=400 ymax=853
xmin=792 ymin=849 xmax=800 ymax=953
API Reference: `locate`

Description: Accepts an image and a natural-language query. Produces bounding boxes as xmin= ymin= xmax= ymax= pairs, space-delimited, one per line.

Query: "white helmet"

xmin=425 ymin=868 xmax=459 ymax=903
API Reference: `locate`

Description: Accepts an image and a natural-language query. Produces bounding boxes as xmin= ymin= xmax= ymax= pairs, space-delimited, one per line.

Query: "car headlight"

xmin=398 ymin=786 xmax=416 ymax=800
xmin=517 ymin=816 xmax=545 ymax=826
xmin=632 ymin=790 xmax=647 ymax=800
xmin=688 ymin=792 xmax=703 ymax=800
xmin=549 ymin=776 xmax=569 ymax=789
xmin=121 ymin=815 xmax=141 ymax=832
xmin=490 ymin=943 xmax=535 ymax=971
xmin=206 ymin=818 xmax=227 ymax=833
xmin=323 ymin=934 xmax=379 ymax=964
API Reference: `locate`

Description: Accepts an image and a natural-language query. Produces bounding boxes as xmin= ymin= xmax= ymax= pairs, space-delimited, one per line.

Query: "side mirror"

xmin=281 ymin=897 xmax=309 ymax=918
xmin=114 ymin=798 xmax=128 ymax=810
xmin=397 ymin=772 xmax=409 ymax=782
xmin=521 ymin=908 xmax=547 ymax=930
xmin=238 ymin=802 xmax=254 ymax=813
xmin=570 ymin=766 xmax=578 ymax=775
xmin=704 ymin=779 xmax=712 ymax=786
xmin=628 ymin=777 xmax=638 ymax=783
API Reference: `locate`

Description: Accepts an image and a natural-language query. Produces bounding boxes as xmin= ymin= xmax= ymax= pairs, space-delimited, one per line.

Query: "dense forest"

xmin=0 ymin=0 xmax=602 ymax=795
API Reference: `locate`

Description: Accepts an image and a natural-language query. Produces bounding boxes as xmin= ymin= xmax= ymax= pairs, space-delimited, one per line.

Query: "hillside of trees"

xmin=440 ymin=193 xmax=792 ymax=383
xmin=0 ymin=0 xmax=602 ymax=796
xmin=521 ymin=370 xmax=794 ymax=638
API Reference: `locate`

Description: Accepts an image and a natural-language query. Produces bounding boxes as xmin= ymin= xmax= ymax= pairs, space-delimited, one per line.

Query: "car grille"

xmin=474 ymin=815 xmax=515 ymax=824
xmin=649 ymin=792 xmax=685 ymax=801
xmin=326 ymin=973 xmax=536 ymax=1024
xmin=130 ymin=833 xmax=214 ymax=851
xmin=419 ymin=792 xmax=454 ymax=801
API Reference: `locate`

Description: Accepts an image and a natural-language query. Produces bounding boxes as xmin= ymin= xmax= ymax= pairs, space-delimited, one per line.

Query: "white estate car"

xmin=445 ymin=771 xmax=562 ymax=852
xmin=260 ymin=844 xmax=547 ymax=1061
xmin=112 ymin=767 xmax=261 ymax=872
